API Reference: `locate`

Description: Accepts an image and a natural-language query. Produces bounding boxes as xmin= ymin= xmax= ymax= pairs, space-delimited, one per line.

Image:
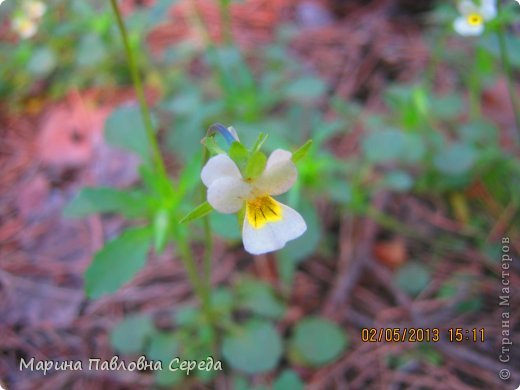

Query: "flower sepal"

xmin=228 ymin=141 xmax=250 ymax=171
xmin=244 ymin=151 xmax=267 ymax=180
xmin=180 ymin=201 xmax=214 ymax=224
xmin=202 ymin=136 xmax=225 ymax=156
xmin=291 ymin=139 xmax=313 ymax=163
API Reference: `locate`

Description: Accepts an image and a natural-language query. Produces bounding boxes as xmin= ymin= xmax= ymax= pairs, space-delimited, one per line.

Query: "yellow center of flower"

xmin=246 ymin=196 xmax=282 ymax=229
xmin=467 ymin=13 xmax=483 ymax=26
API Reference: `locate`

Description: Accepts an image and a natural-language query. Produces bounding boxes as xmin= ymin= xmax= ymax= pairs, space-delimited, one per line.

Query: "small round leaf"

xmin=110 ymin=314 xmax=153 ymax=355
xmin=394 ymin=263 xmax=431 ymax=296
xmin=433 ymin=143 xmax=476 ymax=175
xmin=362 ymin=130 xmax=405 ymax=163
xmin=222 ymin=320 xmax=282 ymax=374
xmin=289 ymin=316 xmax=347 ymax=366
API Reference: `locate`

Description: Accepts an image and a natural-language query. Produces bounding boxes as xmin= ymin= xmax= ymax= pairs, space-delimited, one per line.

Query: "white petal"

xmin=255 ymin=149 xmax=297 ymax=196
xmin=13 ymin=17 xmax=37 ymax=39
xmin=480 ymin=0 xmax=496 ymax=20
xmin=227 ymin=126 xmax=240 ymax=142
xmin=207 ymin=177 xmax=250 ymax=213
xmin=242 ymin=203 xmax=307 ymax=255
xmin=454 ymin=17 xmax=483 ymax=36
xmin=201 ymin=154 xmax=242 ymax=187
xmin=458 ymin=0 xmax=478 ymax=15
xmin=25 ymin=1 xmax=46 ymax=19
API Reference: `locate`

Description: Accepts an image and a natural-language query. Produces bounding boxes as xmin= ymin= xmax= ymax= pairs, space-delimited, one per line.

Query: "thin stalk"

xmin=111 ymin=0 xmax=215 ymax=333
xmin=201 ymin=147 xmax=213 ymax=290
xmin=189 ymin=1 xmax=212 ymax=46
xmin=177 ymin=237 xmax=216 ymax=352
xmin=467 ymin=46 xmax=482 ymax=120
xmin=109 ymin=0 xmax=168 ymax=178
xmin=177 ymin=234 xmax=214 ymax=325
xmin=496 ymin=27 xmax=520 ymax=138
xmin=218 ymin=0 xmax=233 ymax=44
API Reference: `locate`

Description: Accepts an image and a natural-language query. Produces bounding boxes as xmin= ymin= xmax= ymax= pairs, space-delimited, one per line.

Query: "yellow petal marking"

xmin=467 ymin=13 xmax=483 ymax=26
xmin=246 ymin=196 xmax=283 ymax=229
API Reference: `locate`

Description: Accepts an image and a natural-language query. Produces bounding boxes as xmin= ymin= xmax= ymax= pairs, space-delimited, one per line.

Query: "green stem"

xmin=189 ymin=1 xmax=212 ymax=46
xmin=111 ymin=0 xmax=215 ymax=334
xmin=467 ymin=47 xmax=482 ymax=120
xmin=177 ymin=233 xmax=214 ymax=326
xmin=201 ymin=147 xmax=213 ymax=290
xmin=110 ymin=0 xmax=168 ymax=178
xmin=496 ymin=27 xmax=520 ymax=138
xmin=218 ymin=0 xmax=233 ymax=44
xmin=220 ymin=0 xmax=233 ymax=44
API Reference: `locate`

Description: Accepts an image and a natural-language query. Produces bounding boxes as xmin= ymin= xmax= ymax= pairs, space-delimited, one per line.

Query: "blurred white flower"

xmin=12 ymin=15 xmax=38 ymax=39
xmin=453 ymin=0 xmax=496 ymax=36
xmin=23 ymin=0 xmax=46 ymax=19
xmin=11 ymin=0 xmax=46 ymax=39
xmin=201 ymin=149 xmax=307 ymax=255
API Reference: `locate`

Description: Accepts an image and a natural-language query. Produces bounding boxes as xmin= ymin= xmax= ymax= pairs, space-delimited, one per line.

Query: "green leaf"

xmin=458 ymin=121 xmax=498 ymax=145
xmin=229 ymin=141 xmax=249 ymax=170
xmin=154 ymin=366 xmax=184 ymax=387
xmin=76 ymin=34 xmax=106 ymax=67
xmin=437 ymin=273 xmax=482 ymax=314
xmin=148 ymin=331 xmax=184 ymax=386
xmin=235 ymin=279 xmax=285 ymax=319
xmin=105 ymin=106 xmax=156 ymax=163
xmin=180 ymin=201 xmax=213 ymax=223
xmin=394 ymin=263 xmax=430 ymax=296
xmin=110 ymin=314 xmax=154 ymax=355
xmin=362 ymin=130 xmax=405 ymax=163
xmin=419 ymin=345 xmax=443 ymax=366
xmin=289 ymin=316 xmax=347 ymax=366
xmin=175 ymin=306 xmax=200 ymax=327
xmin=63 ymin=187 xmax=150 ymax=218
xmin=291 ymin=140 xmax=313 ymax=163
xmin=273 ymin=370 xmax=304 ymax=390
xmin=412 ymin=85 xmax=429 ymax=117
xmin=430 ymin=93 xmax=463 ymax=121
xmin=383 ymin=171 xmax=414 ymax=192
xmin=251 ymin=133 xmax=268 ymax=153
xmin=480 ymin=34 xmax=520 ymax=68
xmin=85 ymin=226 xmax=153 ymax=298
xmin=172 ymin=152 xmax=203 ymax=205
xmin=285 ymin=77 xmax=326 ymax=102
xmin=244 ymin=151 xmax=267 ymax=179
xmin=434 ymin=143 xmax=476 ymax=175
xmin=211 ymin=287 xmax=234 ymax=318
xmin=27 ymin=47 xmax=56 ymax=77
xmin=164 ymin=89 xmax=201 ymax=114
xmin=147 ymin=331 xmax=180 ymax=363
xmin=313 ymin=121 xmax=344 ymax=146
xmin=222 ymin=320 xmax=282 ymax=374
xmin=153 ymin=209 xmax=170 ymax=253
xmin=326 ymin=180 xmax=352 ymax=204
xmin=166 ymin=114 xmax=207 ymax=163
xmin=401 ymin=133 xmax=426 ymax=163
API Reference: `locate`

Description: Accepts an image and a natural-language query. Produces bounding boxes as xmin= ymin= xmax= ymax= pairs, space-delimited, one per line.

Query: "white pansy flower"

xmin=201 ymin=149 xmax=307 ymax=255
xmin=12 ymin=15 xmax=37 ymax=39
xmin=454 ymin=0 xmax=497 ymax=36
xmin=23 ymin=0 xmax=46 ymax=19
